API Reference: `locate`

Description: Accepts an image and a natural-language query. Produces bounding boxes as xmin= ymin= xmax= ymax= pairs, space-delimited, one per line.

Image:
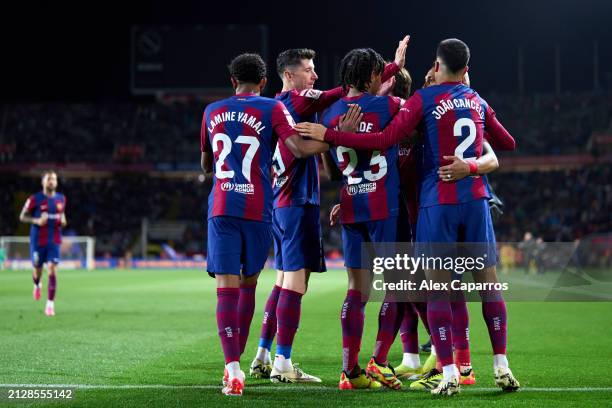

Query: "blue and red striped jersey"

xmin=272 ymin=62 xmax=401 ymax=208
xmin=26 ymin=192 xmax=66 ymax=246
xmin=201 ymin=93 xmax=296 ymax=222
xmin=321 ymin=93 xmax=402 ymax=224
xmin=273 ymin=89 xmax=341 ymax=208
xmin=398 ymin=139 xmax=421 ymax=226
xmin=324 ymin=82 xmax=516 ymax=208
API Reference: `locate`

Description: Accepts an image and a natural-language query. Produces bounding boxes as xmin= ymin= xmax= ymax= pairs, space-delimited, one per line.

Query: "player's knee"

xmin=216 ymin=274 xmax=241 ymax=288
xmin=275 ymin=270 xmax=284 ymax=286
xmin=282 ymin=269 xmax=307 ymax=294
xmin=241 ymin=274 xmax=259 ymax=287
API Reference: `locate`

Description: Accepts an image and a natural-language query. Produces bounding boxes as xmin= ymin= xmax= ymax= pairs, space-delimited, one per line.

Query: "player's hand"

xmin=438 ymin=155 xmax=470 ymax=182
xmin=394 ymin=35 xmax=410 ymax=69
xmin=329 ymin=204 xmax=341 ymax=226
xmin=295 ymin=122 xmax=327 ymax=141
xmin=36 ymin=212 xmax=49 ymax=226
xmin=377 ymin=76 xmax=396 ymax=96
xmin=338 ymin=104 xmax=363 ymax=132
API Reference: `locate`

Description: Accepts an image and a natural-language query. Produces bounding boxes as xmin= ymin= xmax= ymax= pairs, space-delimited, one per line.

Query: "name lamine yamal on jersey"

xmin=207 ymin=111 xmax=266 ymax=135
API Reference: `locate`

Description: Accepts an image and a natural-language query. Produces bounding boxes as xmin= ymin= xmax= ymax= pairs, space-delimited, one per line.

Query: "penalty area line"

xmin=1 ymin=384 xmax=612 ymax=392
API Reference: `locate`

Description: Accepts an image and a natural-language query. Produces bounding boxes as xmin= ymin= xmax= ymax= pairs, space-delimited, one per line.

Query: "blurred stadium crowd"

xmin=1 ymin=91 xmax=611 ymax=259
xmin=1 ymin=92 xmax=612 ymax=164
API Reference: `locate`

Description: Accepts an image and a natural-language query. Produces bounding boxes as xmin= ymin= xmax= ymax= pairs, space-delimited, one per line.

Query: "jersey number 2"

xmin=453 ymin=118 xmax=476 ymax=159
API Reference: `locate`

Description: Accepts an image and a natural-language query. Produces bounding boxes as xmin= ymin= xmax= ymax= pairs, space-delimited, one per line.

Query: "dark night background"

xmin=1 ymin=0 xmax=611 ymax=256
xmin=1 ymin=0 xmax=611 ymax=100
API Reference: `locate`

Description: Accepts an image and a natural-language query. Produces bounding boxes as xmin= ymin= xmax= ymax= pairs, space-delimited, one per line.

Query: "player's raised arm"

xmin=391 ymin=35 xmax=410 ymax=75
xmin=295 ymin=92 xmax=422 ymax=151
xmin=484 ymin=105 xmax=516 ymax=151
xmin=298 ymin=36 xmax=408 ymax=116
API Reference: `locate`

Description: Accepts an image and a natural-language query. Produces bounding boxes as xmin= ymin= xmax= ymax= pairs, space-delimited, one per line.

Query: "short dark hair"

xmin=339 ymin=48 xmax=385 ymax=92
xmin=436 ymin=38 xmax=470 ymax=74
xmin=228 ymin=53 xmax=267 ymax=84
xmin=276 ymin=48 xmax=316 ymax=78
xmin=392 ymin=68 xmax=412 ymax=98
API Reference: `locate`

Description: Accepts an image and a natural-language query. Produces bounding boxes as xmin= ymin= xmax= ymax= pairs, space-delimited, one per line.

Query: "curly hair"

xmin=276 ymin=48 xmax=316 ymax=78
xmin=228 ymin=53 xmax=267 ymax=84
xmin=339 ymin=48 xmax=385 ymax=92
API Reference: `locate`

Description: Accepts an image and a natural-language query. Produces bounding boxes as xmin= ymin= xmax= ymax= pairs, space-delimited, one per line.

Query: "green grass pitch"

xmin=1 ymin=268 xmax=612 ymax=407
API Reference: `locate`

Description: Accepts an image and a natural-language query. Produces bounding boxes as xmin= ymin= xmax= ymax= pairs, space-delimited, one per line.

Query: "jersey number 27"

xmin=212 ymin=133 xmax=260 ymax=182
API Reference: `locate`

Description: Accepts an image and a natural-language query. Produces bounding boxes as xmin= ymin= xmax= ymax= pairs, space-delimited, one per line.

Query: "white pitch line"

xmin=1 ymin=384 xmax=612 ymax=392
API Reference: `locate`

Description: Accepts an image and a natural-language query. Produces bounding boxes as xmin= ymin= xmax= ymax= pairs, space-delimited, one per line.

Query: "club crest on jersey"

xmin=347 ymin=182 xmax=377 ymax=196
xmin=273 ymin=176 xmax=288 ymax=188
xmin=56 ymin=202 xmax=63 ymax=212
xmin=221 ymin=181 xmax=254 ymax=195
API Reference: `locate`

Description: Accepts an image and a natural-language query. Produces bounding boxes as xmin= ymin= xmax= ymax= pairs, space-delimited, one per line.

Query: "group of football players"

xmin=200 ymin=35 xmax=520 ymax=396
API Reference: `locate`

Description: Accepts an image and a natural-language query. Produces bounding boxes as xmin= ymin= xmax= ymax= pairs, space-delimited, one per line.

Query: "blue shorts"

xmin=341 ymin=217 xmax=397 ymax=269
xmin=207 ymin=216 xmax=273 ymax=277
xmin=31 ymin=244 xmax=60 ymax=268
xmin=416 ymin=198 xmax=497 ymax=267
xmin=273 ymin=205 xmax=326 ymax=272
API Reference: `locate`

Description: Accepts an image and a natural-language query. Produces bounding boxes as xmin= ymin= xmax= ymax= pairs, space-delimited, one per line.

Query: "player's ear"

xmin=434 ymin=61 xmax=440 ymax=73
xmin=230 ymin=77 xmax=238 ymax=90
xmin=259 ymin=77 xmax=267 ymax=92
xmin=283 ymin=69 xmax=292 ymax=83
xmin=462 ymin=69 xmax=470 ymax=87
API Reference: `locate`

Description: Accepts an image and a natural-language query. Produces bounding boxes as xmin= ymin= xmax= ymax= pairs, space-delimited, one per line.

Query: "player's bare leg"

xmin=251 ymin=270 xmax=283 ymax=378
xmin=218 ymin=273 xmax=256 ymax=396
xmin=270 ymin=269 xmax=321 ymax=383
xmin=32 ymin=267 xmax=43 ymax=301
xmin=473 ymin=266 xmax=520 ymax=391
xmin=45 ymin=264 xmax=57 ymax=316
